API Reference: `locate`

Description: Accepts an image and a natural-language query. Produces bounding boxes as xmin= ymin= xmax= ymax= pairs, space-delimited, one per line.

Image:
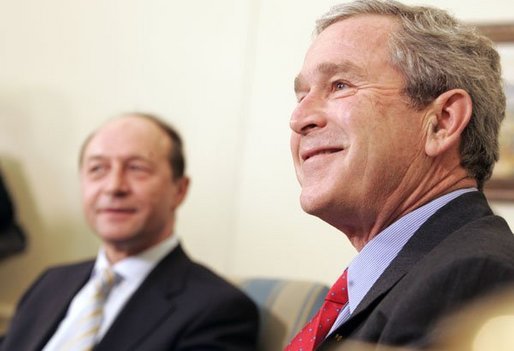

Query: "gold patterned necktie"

xmin=63 ymin=267 xmax=117 ymax=351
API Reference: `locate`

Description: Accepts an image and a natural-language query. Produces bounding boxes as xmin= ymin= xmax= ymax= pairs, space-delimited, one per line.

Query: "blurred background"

xmin=1 ymin=0 xmax=514 ymax=328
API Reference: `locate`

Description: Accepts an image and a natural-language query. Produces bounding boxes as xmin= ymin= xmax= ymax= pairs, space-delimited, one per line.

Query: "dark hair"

xmin=79 ymin=112 xmax=186 ymax=180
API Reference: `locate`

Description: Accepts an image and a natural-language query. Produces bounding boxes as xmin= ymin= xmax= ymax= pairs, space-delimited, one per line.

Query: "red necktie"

xmin=285 ymin=269 xmax=348 ymax=351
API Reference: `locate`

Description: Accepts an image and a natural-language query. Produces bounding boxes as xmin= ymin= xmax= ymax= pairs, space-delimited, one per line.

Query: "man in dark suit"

xmin=286 ymin=0 xmax=514 ymax=350
xmin=1 ymin=113 xmax=258 ymax=351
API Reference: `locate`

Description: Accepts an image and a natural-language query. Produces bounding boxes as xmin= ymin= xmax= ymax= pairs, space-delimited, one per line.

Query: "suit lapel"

xmin=323 ymin=192 xmax=493 ymax=344
xmin=95 ymin=244 xmax=192 ymax=351
xmin=33 ymin=261 xmax=94 ymax=350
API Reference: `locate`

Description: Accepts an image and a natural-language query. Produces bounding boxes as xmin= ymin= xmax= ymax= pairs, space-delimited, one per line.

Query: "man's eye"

xmin=86 ymin=165 xmax=107 ymax=177
xmin=128 ymin=164 xmax=150 ymax=173
xmin=89 ymin=167 xmax=98 ymax=173
xmin=334 ymin=81 xmax=348 ymax=90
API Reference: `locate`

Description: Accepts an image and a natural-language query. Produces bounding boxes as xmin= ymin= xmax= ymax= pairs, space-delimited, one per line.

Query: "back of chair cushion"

xmin=236 ymin=278 xmax=328 ymax=351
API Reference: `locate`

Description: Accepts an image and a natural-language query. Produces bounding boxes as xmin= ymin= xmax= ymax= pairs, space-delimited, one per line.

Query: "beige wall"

xmin=1 ymin=0 xmax=514 ymax=316
xmin=0 ymin=0 xmax=257 ymax=309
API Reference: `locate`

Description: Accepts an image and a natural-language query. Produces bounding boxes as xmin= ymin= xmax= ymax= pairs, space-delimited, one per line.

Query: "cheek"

xmin=80 ymin=182 xmax=97 ymax=207
xmin=290 ymin=134 xmax=302 ymax=165
xmin=290 ymin=135 xmax=304 ymax=183
xmin=81 ymin=189 xmax=99 ymax=224
xmin=290 ymin=133 xmax=299 ymax=153
xmin=139 ymin=182 xmax=174 ymax=206
xmin=81 ymin=179 xmax=114 ymax=210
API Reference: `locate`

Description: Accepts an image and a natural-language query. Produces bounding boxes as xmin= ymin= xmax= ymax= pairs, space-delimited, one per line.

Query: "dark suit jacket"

xmin=319 ymin=191 xmax=514 ymax=350
xmin=0 ymin=244 xmax=258 ymax=351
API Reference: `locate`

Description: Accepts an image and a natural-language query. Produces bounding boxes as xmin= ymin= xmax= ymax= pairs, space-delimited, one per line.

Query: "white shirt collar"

xmin=94 ymin=234 xmax=180 ymax=284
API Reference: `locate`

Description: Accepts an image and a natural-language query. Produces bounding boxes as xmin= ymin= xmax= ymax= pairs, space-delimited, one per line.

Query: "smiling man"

xmin=1 ymin=113 xmax=258 ymax=351
xmin=286 ymin=1 xmax=514 ymax=350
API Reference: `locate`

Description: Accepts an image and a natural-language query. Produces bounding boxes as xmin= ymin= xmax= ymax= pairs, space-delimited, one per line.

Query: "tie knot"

xmin=325 ymin=269 xmax=348 ymax=304
xmin=95 ymin=267 xmax=117 ymax=298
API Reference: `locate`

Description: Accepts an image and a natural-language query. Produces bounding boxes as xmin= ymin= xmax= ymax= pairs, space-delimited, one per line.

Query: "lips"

xmin=97 ymin=207 xmax=137 ymax=214
xmin=301 ymin=147 xmax=344 ymax=161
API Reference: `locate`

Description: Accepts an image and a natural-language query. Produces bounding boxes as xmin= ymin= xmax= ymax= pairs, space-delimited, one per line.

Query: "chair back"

xmin=236 ymin=278 xmax=329 ymax=351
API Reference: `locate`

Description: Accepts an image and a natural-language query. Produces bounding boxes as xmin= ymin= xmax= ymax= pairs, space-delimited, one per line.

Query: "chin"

xmin=299 ymin=191 xmax=329 ymax=217
xmin=98 ymin=235 xmax=133 ymax=247
xmin=96 ymin=227 xmax=138 ymax=242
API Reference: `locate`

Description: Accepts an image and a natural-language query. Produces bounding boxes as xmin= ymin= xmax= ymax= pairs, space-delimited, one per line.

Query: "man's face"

xmin=291 ymin=15 xmax=428 ymax=233
xmin=80 ymin=116 xmax=188 ymax=259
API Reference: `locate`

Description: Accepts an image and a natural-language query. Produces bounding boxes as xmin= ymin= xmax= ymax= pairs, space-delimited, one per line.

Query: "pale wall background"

xmin=1 ymin=0 xmax=514 ymax=316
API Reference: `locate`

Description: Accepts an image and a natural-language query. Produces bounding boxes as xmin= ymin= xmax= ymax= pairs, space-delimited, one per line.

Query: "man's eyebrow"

xmin=318 ymin=61 xmax=364 ymax=77
xmin=294 ymin=61 xmax=365 ymax=94
xmin=83 ymin=155 xmax=105 ymax=162
xmin=82 ymin=155 xmax=152 ymax=163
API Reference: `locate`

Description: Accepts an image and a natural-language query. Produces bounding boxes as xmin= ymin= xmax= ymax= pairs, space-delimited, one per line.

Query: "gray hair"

xmin=316 ymin=0 xmax=505 ymax=190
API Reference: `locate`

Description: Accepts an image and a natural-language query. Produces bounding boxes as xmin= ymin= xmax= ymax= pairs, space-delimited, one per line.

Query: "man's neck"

xmin=346 ymin=175 xmax=477 ymax=251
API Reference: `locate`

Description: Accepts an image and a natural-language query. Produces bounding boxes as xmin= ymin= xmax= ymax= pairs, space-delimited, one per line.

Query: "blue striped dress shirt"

xmin=328 ymin=188 xmax=476 ymax=335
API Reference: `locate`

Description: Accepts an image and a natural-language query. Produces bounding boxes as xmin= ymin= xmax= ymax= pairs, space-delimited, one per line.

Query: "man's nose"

xmin=104 ymin=168 xmax=129 ymax=195
xmin=290 ymin=95 xmax=327 ymax=135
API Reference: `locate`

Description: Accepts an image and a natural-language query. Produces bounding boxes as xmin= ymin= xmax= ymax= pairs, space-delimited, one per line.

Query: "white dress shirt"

xmin=43 ymin=235 xmax=179 ymax=350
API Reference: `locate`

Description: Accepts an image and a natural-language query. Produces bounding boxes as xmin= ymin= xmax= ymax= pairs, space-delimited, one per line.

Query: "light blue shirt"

xmin=328 ymin=188 xmax=476 ymax=335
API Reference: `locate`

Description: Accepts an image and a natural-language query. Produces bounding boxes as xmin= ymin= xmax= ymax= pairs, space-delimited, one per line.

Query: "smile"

xmin=301 ymin=147 xmax=344 ymax=161
xmin=98 ymin=208 xmax=137 ymax=214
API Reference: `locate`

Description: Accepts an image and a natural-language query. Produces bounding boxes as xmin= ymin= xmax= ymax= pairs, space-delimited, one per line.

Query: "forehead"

xmin=299 ymin=15 xmax=399 ymax=82
xmin=83 ymin=117 xmax=171 ymax=161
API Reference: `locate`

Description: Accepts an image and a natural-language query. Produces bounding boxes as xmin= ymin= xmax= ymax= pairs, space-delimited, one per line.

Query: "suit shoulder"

xmin=16 ymin=259 xmax=95 ymax=303
xmin=187 ymin=260 xmax=249 ymax=298
xmin=45 ymin=258 xmax=95 ymax=272
xmin=36 ymin=259 xmax=94 ymax=281
xmin=170 ymin=246 xmax=251 ymax=300
xmin=434 ymin=214 xmax=514 ymax=265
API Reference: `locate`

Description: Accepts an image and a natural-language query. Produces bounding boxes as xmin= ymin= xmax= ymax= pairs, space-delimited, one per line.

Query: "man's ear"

xmin=425 ymin=89 xmax=472 ymax=157
xmin=172 ymin=176 xmax=190 ymax=209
